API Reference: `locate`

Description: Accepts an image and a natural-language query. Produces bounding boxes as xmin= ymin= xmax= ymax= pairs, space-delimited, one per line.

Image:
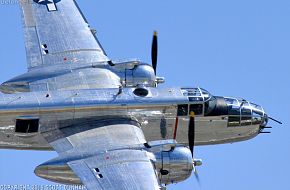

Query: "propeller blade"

xmin=268 ymin=116 xmax=282 ymax=125
xmin=188 ymin=112 xmax=195 ymax=157
xmin=193 ymin=168 xmax=201 ymax=186
xmin=189 ymin=114 xmax=203 ymax=186
xmin=151 ymin=31 xmax=158 ymax=75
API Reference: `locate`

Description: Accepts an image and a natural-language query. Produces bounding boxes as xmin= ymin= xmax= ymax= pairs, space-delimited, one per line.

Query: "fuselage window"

xmin=190 ymin=104 xmax=203 ymax=115
xmin=177 ymin=104 xmax=188 ymax=116
xmin=188 ymin=97 xmax=203 ymax=102
xmin=200 ymin=88 xmax=211 ymax=101
xmin=15 ymin=118 xmax=39 ymax=133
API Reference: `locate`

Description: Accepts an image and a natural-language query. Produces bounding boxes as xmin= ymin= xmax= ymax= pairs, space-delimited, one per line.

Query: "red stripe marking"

xmin=173 ymin=117 xmax=179 ymax=140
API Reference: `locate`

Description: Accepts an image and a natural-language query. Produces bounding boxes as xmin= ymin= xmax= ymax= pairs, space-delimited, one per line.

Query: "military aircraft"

xmin=0 ymin=0 xmax=282 ymax=189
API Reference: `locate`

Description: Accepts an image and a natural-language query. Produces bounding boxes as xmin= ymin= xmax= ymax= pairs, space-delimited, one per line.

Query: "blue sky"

xmin=0 ymin=0 xmax=289 ymax=189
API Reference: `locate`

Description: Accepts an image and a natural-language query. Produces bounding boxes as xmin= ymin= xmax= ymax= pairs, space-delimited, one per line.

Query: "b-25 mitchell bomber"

xmin=0 ymin=0 xmax=282 ymax=189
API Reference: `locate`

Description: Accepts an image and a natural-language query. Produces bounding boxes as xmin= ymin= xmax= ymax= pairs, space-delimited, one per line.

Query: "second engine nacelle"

xmin=153 ymin=146 xmax=193 ymax=185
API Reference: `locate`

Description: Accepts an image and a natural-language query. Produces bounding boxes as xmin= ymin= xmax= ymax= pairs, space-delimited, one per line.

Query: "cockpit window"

xmin=200 ymin=88 xmax=211 ymax=101
xmin=190 ymin=104 xmax=203 ymax=115
xmin=188 ymin=97 xmax=203 ymax=102
xmin=181 ymin=88 xmax=201 ymax=97
xmin=177 ymin=104 xmax=188 ymax=116
xmin=181 ymin=88 xmax=203 ymax=102
xmin=181 ymin=88 xmax=212 ymax=102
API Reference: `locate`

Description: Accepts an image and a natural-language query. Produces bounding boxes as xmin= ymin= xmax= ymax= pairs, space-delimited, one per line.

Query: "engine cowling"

xmin=125 ymin=64 xmax=157 ymax=87
xmin=153 ymin=146 xmax=193 ymax=185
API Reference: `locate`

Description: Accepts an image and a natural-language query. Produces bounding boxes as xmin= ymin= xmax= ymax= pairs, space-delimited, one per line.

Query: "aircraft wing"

xmin=39 ymin=118 xmax=160 ymax=190
xmin=68 ymin=150 xmax=159 ymax=190
xmin=20 ymin=0 xmax=109 ymax=71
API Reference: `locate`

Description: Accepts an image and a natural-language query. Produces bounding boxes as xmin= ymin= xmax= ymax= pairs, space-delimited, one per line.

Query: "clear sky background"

xmin=0 ymin=0 xmax=289 ymax=189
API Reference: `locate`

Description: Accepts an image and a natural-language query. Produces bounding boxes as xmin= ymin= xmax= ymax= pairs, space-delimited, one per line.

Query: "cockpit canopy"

xmin=181 ymin=88 xmax=212 ymax=102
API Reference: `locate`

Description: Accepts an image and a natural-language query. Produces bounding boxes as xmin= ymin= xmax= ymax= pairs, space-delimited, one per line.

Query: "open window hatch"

xmin=15 ymin=117 xmax=39 ymax=133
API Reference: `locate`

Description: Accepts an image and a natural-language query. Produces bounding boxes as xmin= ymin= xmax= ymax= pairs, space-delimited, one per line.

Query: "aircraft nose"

xmin=225 ymin=98 xmax=269 ymax=127
xmin=250 ymin=103 xmax=267 ymax=127
xmin=260 ymin=113 xmax=269 ymax=127
xmin=251 ymin=103 xmax=282 ymax=133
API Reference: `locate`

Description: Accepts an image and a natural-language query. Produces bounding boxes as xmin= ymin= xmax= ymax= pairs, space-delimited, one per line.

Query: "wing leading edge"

xmin=20 ymin=0 xmax=109 ymax=71
xmin=38 ymin=118 xmax=161 ymax=190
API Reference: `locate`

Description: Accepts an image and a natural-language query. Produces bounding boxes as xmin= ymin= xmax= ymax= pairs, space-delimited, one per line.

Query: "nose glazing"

xmin=261 ymin=114 xmax=269 ymax=127
xmin=250 ymin=103 xmax=268 ymax=127
xmin=225 ymin=97 xmax=267 ymax=127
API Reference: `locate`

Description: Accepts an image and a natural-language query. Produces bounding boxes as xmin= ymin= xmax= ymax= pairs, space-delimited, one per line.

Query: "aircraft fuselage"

xmin=0 ymin=87 xmax=265 ymax=150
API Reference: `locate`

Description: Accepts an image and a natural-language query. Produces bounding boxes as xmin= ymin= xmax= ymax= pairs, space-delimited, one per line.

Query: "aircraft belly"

xmin=0 ymin=131 xmax=51 ymax=150
xmin=0 ymin=125 xmax=14 ymax=146
xmin=0 ymin=112 xmax=260 ymax=150
xmin=174 ymin=116 xmax=260 ymax=145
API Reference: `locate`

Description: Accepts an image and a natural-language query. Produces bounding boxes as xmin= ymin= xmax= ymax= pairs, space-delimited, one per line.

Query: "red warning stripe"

xmin=173 ymin=117 xmax=179 ymax=140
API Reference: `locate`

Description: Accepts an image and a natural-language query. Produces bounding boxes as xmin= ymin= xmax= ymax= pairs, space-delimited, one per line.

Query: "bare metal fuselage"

xmin=0 ymin=87 xmax=261 ymax=151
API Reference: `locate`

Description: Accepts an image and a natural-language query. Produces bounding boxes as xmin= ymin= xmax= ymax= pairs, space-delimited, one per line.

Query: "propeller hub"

xmin=193 ymin=159 xmax=203 ymax=167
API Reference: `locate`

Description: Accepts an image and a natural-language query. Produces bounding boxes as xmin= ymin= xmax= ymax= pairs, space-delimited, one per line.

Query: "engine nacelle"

xmin=153 ymin=146 xmax=193 ymax=185
xmin=125 ymin=64 xmax=157 ymax=87
xmin=110 ymin=60 xmax=165 ymax=88
xmin=35 ymin=143 xmax=193 ymax=186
